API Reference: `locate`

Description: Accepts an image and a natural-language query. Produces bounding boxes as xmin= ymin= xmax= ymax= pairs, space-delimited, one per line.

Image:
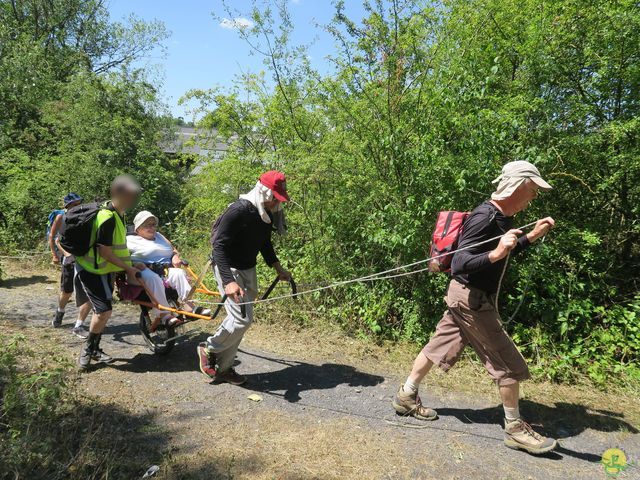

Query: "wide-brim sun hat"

xmin=491 ymin=160 xmax=552 ymax=200
xmin=133 ymin=210 xmax=158 ymax=231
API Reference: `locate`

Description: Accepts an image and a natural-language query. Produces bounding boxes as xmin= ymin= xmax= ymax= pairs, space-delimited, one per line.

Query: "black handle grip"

xmin=212 ymin=293 xmax=246 ymax=319
xmin=261 ymin=276 xmax=281 ymax=300
xmin=261 ymin=276 xmax=298 ymax=301
xmin=211 ymin=294 xmax=227 ymax=320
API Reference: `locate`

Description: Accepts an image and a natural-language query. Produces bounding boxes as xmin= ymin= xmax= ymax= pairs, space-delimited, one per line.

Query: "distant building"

xmin=161 ymin=127 xmax=232 ymax=174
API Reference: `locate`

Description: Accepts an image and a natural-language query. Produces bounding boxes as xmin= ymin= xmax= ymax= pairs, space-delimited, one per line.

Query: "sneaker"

xmin=72 ymin=325 xmax=89 ymax=339
xmin=52 ymin=310 xmax=64 ymax=327
xmin=91 ymin=349 xmax=114 ymax=364
xmin=392 ymin=385 xmax=438 ymax=420
xmin=78 ymin=347 xmax=92 ymax=370
xmin=197 ymin=342 xmax=217 ymax=378
xmin=216 ymin=368 xmax=246 ymax=386
xmin=504 ymin=418 xmax=557 ymax=454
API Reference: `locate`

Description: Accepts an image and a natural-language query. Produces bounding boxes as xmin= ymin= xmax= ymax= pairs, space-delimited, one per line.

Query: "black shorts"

xmin=74 ymin=267 xmax=114 ymax=314
xmin=60 ymin=262 xmax=75 ymax=294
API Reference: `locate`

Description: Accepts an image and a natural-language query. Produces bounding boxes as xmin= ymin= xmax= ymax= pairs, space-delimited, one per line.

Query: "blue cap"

xmin=63 ymin=192 xmax=83 ymax=208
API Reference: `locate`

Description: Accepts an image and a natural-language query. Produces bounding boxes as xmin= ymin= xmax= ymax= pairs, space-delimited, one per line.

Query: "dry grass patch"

xmin=158 ymin=409 xmax=428 ymax=480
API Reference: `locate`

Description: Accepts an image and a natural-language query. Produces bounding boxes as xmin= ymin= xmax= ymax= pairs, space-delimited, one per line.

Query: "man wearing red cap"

xmin=197 ymin=171 xmax=292 ymax=385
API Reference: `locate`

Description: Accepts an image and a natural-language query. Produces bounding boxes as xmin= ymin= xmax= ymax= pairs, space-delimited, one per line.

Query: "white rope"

xmin=499 ymin=235 xmax=547 ymax=325
xmin=196 ymin=220 xmax=540 ymax=307
xmin=494 ymin=252 xmax=510 ymax=319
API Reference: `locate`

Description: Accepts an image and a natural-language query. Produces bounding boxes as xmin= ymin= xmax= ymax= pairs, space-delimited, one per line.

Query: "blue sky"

xmin=107 ymin=1 xmax=368 ymax=119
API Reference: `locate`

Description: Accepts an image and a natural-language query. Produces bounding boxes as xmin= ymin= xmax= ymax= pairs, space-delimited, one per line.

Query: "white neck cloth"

xmin=239 ymin=181 xmax=286 ymax=235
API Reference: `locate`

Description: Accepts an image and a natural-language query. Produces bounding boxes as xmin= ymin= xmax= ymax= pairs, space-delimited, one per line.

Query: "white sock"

xmin=504 ymin=406 xmax=520 ymax=421
xmin=57 ymin=307 xmax=65 ymax=313
xmin=74 ymin=319 xmax=85 ymax=328
xmin=402 ymin=378 xmax=420 ymax=394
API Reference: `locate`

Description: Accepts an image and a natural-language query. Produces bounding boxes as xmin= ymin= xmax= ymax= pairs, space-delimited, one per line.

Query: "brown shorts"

xmin=422 ymin=279 xmax=530 ymax=386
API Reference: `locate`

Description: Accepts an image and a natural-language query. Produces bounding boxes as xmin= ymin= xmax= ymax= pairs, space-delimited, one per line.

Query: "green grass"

xmin=0 ymin=333 xmax=167 ymax=480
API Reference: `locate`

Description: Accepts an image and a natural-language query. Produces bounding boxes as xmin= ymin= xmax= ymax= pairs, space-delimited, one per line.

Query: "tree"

xmin=0 ymin=0 xmax=182 ymax=249
xmin=177 ymin=0 xmax=639 ymax=386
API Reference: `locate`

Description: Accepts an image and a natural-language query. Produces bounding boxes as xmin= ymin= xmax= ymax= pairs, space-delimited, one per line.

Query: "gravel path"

xmin=1 ymin=270 xmax=638 ymax=479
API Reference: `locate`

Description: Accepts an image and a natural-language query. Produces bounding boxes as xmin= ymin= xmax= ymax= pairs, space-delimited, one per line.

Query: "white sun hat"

xmin=491 ymin=160 xmax=552 ymax=200
xmin=133 ymin=210 xmax=158 ymax=231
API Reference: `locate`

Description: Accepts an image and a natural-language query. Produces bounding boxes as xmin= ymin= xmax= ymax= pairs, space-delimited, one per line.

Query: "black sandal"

xmin=194 ymin=306 xmax=212 ymax=316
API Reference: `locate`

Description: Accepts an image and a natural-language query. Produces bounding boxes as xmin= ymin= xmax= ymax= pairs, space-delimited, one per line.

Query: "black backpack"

xmin=59 ymin=202 xmax=109 ymax=257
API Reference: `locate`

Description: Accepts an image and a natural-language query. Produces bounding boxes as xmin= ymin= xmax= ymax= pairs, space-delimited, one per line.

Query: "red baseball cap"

xmin=259 ymin=170 xmax=289 ymax=202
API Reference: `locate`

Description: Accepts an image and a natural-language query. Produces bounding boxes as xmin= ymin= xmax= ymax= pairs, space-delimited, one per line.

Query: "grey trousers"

xmin=206 ymin=265 xmax=258 ymax=373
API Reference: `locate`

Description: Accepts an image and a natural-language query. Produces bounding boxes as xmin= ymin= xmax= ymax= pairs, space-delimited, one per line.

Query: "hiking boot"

xmin=91 ymin=349 xmax=114 ymax=364
xmin=52 ymin=310 xmax=64 ymax=327
xmin=78 ymin=347 xmax=92 ymax=370
xmin=392 ymin=385 xmax=438 ymax=420
xmin=216 ymin=368 xmax=246 ymax=386
xmin=72 ymin=325 xmax=89 ymax=339
xmin=504 ymin=418 xmax=557 ymax=454
xmin=197 ymin=342 xmax=217 ymax=379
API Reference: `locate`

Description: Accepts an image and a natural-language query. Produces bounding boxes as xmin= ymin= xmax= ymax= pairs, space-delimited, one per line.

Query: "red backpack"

xmin=428 ymin=211 xmax=469 ymax=273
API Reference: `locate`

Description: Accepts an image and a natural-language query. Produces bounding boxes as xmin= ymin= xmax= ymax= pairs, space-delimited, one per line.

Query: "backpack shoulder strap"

xmin=484 ymin=202 xmax=502 ymax=231
xmin=210 ymin=201 xmax=238 ymax=249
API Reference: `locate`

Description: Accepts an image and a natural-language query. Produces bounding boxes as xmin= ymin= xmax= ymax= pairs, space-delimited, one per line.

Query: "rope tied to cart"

xmin=102 ymin=219 xmax=548 ymax=350
xmin=193 ymin=219 xmax=543 ymax=308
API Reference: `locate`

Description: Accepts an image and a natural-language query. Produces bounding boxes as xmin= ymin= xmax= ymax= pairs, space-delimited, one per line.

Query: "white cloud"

xmin=220 ymin=17 xmax=254 ymax=30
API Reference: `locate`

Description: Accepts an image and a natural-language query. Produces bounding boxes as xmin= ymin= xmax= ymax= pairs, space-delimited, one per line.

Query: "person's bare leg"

xmin=72 ymin=302 xmax=92 ymax=337
xmin=58 ymin=291 xmax=73 ymax=310
xmin=499 ymin=382 xmax=520 ymax=420
xmin=77 ymin=301 xmax=91 ymax=322
xmin=90 ymin=311 xmax=112 ymax=334
xmin=408 ymin=353 xmax=434 ymax=384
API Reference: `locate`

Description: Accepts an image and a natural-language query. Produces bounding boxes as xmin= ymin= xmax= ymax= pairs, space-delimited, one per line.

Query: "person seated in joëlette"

xmin=126 ymin=210 xmax=211 ymax=324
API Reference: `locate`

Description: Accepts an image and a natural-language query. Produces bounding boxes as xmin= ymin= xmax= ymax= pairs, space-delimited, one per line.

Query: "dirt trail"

xmin=1 ymin=265 xmax=638 ymax=479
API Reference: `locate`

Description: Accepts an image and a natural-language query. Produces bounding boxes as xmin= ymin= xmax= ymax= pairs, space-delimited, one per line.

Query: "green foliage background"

xmin=0 ymin=0 xmax=638 ymax=388
xmin=0 ymin=0 xmax=185 ymax=251
xmin=176 ymin=0 xmax=639 ymax=387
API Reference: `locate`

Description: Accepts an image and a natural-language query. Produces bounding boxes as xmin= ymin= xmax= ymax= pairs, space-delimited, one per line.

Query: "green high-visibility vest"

xmin=76 ymin=206 xmax=132 ymax=274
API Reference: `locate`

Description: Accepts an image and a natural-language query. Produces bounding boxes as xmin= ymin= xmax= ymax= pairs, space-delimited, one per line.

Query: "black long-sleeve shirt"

xmin=452 ymin=201 xmax=530 ymax=294
xmin=212 ymin=199 xmax=279 ymax=286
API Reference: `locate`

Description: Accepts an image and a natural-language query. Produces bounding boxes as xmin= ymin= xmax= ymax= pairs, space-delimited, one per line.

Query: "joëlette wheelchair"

xmin=115 ymin=260 xmax=297 ymax=355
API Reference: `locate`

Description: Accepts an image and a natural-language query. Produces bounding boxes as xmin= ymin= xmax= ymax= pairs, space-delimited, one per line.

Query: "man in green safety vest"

xmin=76 ymin=175 xmax=144 ymax=370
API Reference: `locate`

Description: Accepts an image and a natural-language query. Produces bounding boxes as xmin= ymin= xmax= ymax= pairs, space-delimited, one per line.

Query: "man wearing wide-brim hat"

xmin=393 ymin=160 xmax=558 ymax=455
